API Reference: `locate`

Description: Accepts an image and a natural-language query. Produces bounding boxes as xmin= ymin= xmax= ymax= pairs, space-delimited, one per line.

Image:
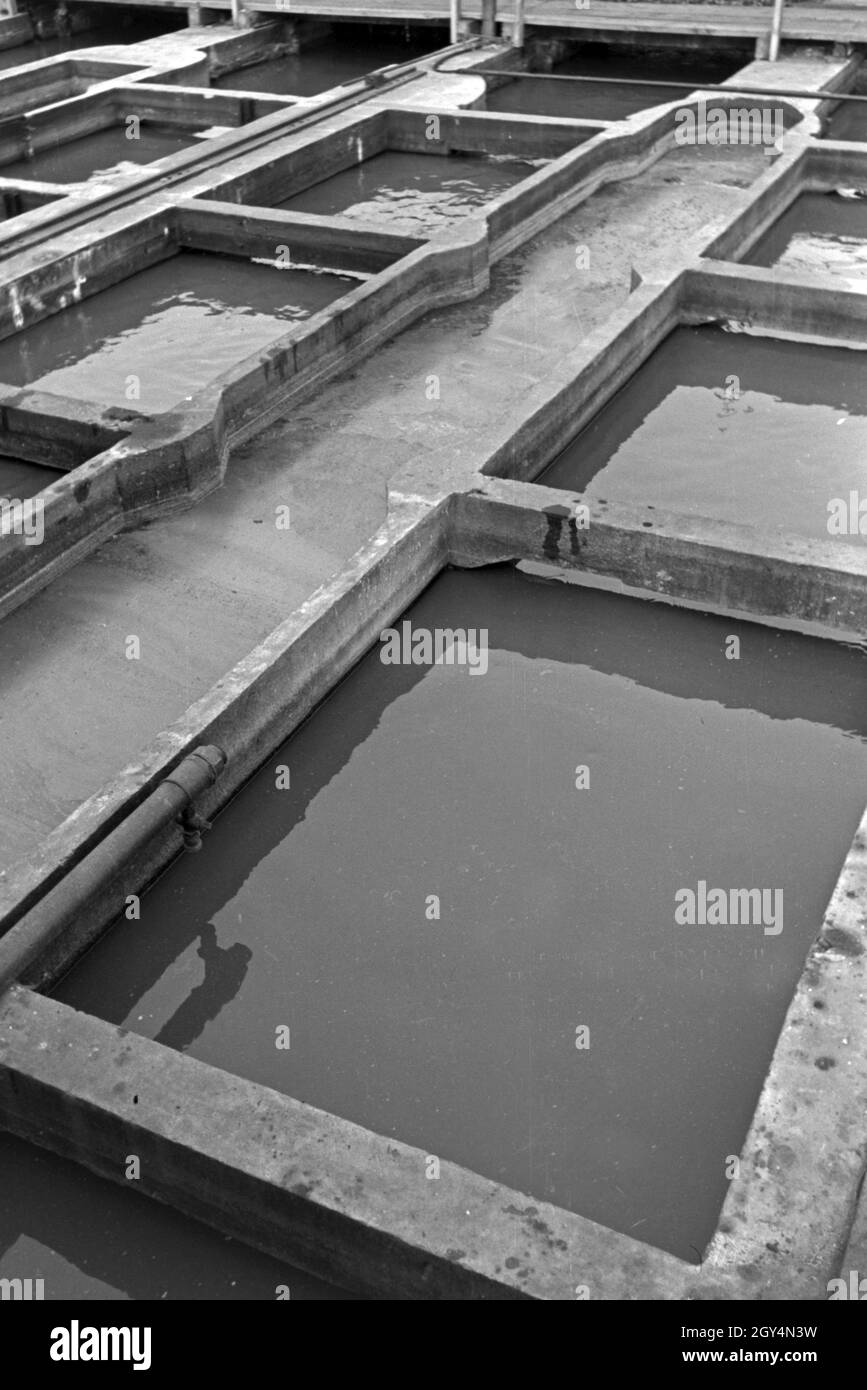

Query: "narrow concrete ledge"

xmin=450 ymin=479 xmax=867 ymax=634
xmin=0 ymin=59 xmax=425 ymax=254
xmin=1 ymin=467 xmax=865 ymax=1298
xmin=704 ymin=804 xmax=867 ymax=1299
xmin=0 ymin=75 xmax=818 ymax=626
xmin=1 ymin=41 xmax=865 ymax=1298
xmin=0 ymin=499 xmax=448 ymax=945
xmin=0 ymin=207 xmax=484 ymax=620
xmin=0 ymin=986 xmax=695 ymax=1300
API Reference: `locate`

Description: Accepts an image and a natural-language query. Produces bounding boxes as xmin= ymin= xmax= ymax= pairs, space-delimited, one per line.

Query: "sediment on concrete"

xmin=1 ymin=34 xmax=866 ymax=1299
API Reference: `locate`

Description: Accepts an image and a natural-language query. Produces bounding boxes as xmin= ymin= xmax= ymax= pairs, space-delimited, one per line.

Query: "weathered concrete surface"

xmin=704 ymin=805 xmax=867 ymax=1299
xmin=0 ymin=214 xmax=486 ymax=622
xmin=0 ymin=453 xmax=399 ymax=872
xmin=1 ymin=39 xmax=866 ymax=1296
xmin=448 ymin=478 xmax=867 ymax=634
xmin=0 ymin=133 xmax=770 ymax=872
xmin=0 ymin=498 xmax=448 ymax=936
xmin=0 ymin=35 xmax=429 ymax=254
xmin=839 ymin=1174 xmax=867 ymax=1283
xmin=0 ymin=985 xmax=696 ymax=1300
xmin=3 ymin=475 xmax=866 ymax=1298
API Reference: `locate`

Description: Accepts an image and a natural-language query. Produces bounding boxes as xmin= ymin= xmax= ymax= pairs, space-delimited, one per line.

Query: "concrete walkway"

xmin=0 ymin=106 xmax=779 ymax=866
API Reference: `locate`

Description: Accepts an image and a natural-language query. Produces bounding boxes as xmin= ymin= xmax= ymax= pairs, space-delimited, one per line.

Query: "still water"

xmin=55 ymin=564 xmax=867 ymax=1261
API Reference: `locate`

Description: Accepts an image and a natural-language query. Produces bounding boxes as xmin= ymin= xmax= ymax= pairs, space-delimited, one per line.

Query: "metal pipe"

xmin=449 ymin=0 xmax=461 ymax=47
xmin=231 ymin=0 xmax=243 ymax=26
xmin=478 ymin=68 xmax=867 ymax=105
xmin=513 ymin=0 xmax=525 ymax=51
xmin=0 ymin=745 xmax=227 ymax=993
xmin=481 ymin=0 xmax=497 ymax=41
xmin=769 ymin=0 xmax=786 ymax=63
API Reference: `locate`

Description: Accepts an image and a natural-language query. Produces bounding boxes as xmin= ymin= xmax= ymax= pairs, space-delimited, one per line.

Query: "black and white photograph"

xmin=0 ymin=0 xmax=864 ymax=1356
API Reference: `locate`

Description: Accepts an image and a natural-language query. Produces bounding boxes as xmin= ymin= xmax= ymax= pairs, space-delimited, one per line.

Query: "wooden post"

xmin=513 ymin=0 xmax=525 ymax=49
xmin=449 ymin=0 xmax=461 ymax=45
xmin=768 ymin=0 xmax=785 ymax=61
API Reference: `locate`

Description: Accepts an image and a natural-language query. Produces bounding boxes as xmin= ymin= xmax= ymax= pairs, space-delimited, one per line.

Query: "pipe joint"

xmin=178 ymin=807 xmax=212 ymax=853
xmin=162 ymin=745 xmax=227 ymax=802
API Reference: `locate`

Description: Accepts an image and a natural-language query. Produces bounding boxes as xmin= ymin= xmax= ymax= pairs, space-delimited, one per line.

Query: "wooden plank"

xmin=70 ymin=0 xmax=867 ymax=44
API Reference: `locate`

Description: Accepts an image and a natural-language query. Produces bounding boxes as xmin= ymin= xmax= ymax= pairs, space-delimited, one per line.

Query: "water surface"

xmin=56 ymin=565 xmax=867 ymax=1262
xmin=484 ymin=44 xmax=742 ymax=121
xmin=1 ymin=121 xmax=198 ymax=185
xmin=278 ymin=149 xmax=544 ymax=234
xmin=746 ymin=190 xmax=867 ymax=283
xmin=0 ymin=1130 xmax=353 ymax=1299
xmin=822 ymin=92 xmax=867 ymax=143
xmin=0 ymin=19 xmax=178 ymax=73
xmin=0 ymin=250 xmax=356 ymax=412
xmin=539 ymin=324 xmax=867 ymax=543
xmin=216 ymin=30 xmax=433 ymax=97
xmin=0 ymin=454 xmax=61 ymax=500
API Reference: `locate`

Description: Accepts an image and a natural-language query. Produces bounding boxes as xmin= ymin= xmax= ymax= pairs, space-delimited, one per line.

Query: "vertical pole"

xmin=481 ymin=0 xmax=496 ymax=41
xmin=768 ymin=0 xmax=785 ymax=62
xmin=449 ymin=0 xmax=461 ymax=45
xmin=231 ymin=0 xmax=243 ymax=25
xmin=513 ymin=0 xmax=524 ymax=49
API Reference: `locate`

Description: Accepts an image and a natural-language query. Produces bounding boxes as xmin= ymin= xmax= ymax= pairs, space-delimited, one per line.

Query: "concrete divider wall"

xmin=0 ymin=57 xmax=142 ymax=119
xmin=483 ymin=91 xmax=799 ymax=259
xmin=0 ymin=80 xmax=266 ymax=175
xmin=384 ymin=105 xmax=592 ymax=159
xmin=175 ymin=198 xmax=422 ymax=271
xmin=0 ymin=85 xmax=837 ymax=640
xmin=450 ymin=480 xmax=867 ymax=632
xmin=211 ymin=224 xmax=488 ymax=445
xmin=0 ymin=15 xmax=32 ymax=52
xmin=205 ymin=18 xmax=291 ymax=80
xmin=208 ymin=107 xmax=388 ymax=206
xmin=108 ymin=81 xmax=263 ymax=126
xmin=2 ymin=31 xmax=866 ymax=1300
xmin=0 ymin=499 xmax=450 ymax=948
xmin=483 ymin=278 xmax=682 ymax=480
xmin=0 ymin=389 xmax=123 ymax=467
xmin=683 ymin=261 xmax=867 ymax=340
xmin=25 ymin=88 xmax=120 ymax=152
xmin=0 ymin=206 xmax=484 ymax=620
xmin=0 ymin=184 xmax=61 ymax=218
xmin=0 ymin=483 xmax=865 ymax=1299
xmin=0 ymin=208 xmax=179 ymax=339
